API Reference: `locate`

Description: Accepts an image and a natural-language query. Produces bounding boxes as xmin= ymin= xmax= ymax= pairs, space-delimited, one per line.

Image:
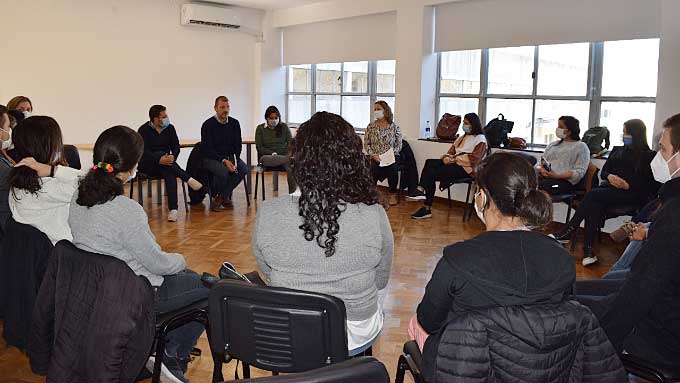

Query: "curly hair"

xmin=289 ymin=112 xmax=380 ymax=256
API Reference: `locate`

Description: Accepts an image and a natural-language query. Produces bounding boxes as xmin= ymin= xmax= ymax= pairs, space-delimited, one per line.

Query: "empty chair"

xmin=226 ymin=357 xmax=389 ymax=383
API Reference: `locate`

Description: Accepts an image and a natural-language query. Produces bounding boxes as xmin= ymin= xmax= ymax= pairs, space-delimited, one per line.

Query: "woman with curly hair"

xmin=252 ymin=111 xmax=394 ymax=355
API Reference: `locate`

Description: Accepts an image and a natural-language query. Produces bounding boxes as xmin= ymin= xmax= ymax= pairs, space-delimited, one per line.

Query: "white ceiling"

xmin=205 ymin=0 xmax=332 ymax=10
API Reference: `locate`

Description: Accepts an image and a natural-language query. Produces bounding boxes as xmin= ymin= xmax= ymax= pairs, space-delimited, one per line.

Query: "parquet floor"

xmin=0 ymin=174 xmax=635 ymax=382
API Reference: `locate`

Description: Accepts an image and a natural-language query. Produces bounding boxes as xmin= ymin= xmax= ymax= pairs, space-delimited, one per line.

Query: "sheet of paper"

xmin=379 ymin=147 xmax=396 ymax=167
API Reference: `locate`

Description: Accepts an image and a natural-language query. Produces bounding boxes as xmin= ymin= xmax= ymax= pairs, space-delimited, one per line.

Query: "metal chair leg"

xmin=129 ymin=177 xmax=134 ymax=199
xmin=243 ymin=363 xmax=251 ymax=379
xmin=156 ymin=179 xmax=162 ymax=204
xmin=463 ymin=182 xmax=472 ymax=222
xmin=147 ymin=177 xmax=152 ymax=198
xmin=447 ymin=187 xmax=452 ymax=208
xmin=244 ymin=180 xmax=251 ymax=207
xmin=182 ymin=180 xmax=189 ymax=213
xmin=395 ymin=355 xmax=407 ymax=383
xmin=261 ymin=171 xmax=266 ymax=201
xmin=254 ymin=172 xmax=259 ymax=199
xmin=273 ymin=170 xmax=279 ymax=192
xmin=137 ymin=177 xmax=144 ymax=207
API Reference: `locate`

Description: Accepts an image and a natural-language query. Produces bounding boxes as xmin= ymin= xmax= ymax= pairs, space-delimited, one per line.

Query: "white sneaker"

xmin=582 ymin=256 xmax=598 ymax=267
xmin=145 ymin=356 xmax=184 ymax=383
xmin=168 ymin=209 xmax=179 ymax=222
xmin=187 ymin=178 xmax=203 ymax=191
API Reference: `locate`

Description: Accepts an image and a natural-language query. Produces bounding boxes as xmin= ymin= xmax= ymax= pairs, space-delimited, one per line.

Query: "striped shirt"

xmin=364 ymin=122 xmax=402 ymax=156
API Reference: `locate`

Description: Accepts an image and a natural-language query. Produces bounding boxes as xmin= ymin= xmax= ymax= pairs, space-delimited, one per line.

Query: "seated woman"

xmin=410 ymin=112 xmax=487 ymax=219
xmin=252 ymin=111 xmax=393 ymax=355
xmin=7 ymin=95 xmax=33 ymax=117
xmin=8 ymin=116 xmax=81 ymax=244
xmin=552 ymin=119 xmax=656 ymax=266
xmin=0 ymin=107 xmax=15 ymax=231
xmin=365 ymin=101 xmax=402 ymax=206
xmin=255 ymin=105 xmax=296 ymax=192
xmin=538 ymin=116 xmax=590 ymax=195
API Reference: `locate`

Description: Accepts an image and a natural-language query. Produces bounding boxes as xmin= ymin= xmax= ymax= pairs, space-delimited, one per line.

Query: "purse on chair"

xmin=436 ymin=114 xmax=461 ymax=140
xmin=508 ymin=137 xmax=527 ymax=149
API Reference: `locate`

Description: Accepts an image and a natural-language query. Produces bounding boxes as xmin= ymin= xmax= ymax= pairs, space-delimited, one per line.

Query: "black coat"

xmin=186 ymin=142 xmax=212 ymax=204
xmin=600 ymin=146 xmax=658 ymax=202
xmin=0 ymin=217 xmax=53 ymax=349
xmin=28 ymin=241 xmax=155 ymax=383
xmin=398 ymin=140 xmax=419 ymax=194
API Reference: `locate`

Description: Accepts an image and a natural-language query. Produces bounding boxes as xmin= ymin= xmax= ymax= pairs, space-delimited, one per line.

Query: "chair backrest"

xmin=574 ymin=161 xmax=599 ymax=195
xmin=208 ymin=279 xmax=349 ymax=374
xmin=233 ymin=357 xmax=390 ymax=383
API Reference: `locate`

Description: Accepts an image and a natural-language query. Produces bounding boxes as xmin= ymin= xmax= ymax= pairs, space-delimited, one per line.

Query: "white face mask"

xmin=462 ymin=124 xmax=472 ymax=134
xmin=556 ymin=128 xmax=567 ymax=139
xmin=373 ymin=110 xmax=384 ymax=121
xmin=127 ymin=167 xmax=137 ymax=183
xmin=651 ymin=150 xmax=680 ymax=183
xmin=0 ymin=128 xmax=11 ymax=150
xmin=23 ymin=111 xmax=32 ymax=119
xmin=474 ymin=190 xmax=487 ymax=225
xmin=267 ymin=119 xmax=279 ymax=127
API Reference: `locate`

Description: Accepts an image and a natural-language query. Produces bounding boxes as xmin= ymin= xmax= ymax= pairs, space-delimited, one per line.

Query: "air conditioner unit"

xmin=181 ymin=3 xmax=262 ymax=39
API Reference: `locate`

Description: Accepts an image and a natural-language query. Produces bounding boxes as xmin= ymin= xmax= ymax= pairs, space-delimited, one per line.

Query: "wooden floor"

xmin=0 ymin=174 xmax=636 ymax=382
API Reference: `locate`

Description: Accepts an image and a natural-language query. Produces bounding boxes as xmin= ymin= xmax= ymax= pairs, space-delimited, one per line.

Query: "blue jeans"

xmin=602 ymin=240 xmax=644 ymax=280
xmin=203 ymin=158 xmax=248 ymax=200
xmin=156 ymin=270 xmax=210 ymax=361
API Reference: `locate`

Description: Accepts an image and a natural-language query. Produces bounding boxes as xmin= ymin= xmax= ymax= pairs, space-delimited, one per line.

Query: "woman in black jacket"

xmin=552 ymin=119 xmax=657 ymax=267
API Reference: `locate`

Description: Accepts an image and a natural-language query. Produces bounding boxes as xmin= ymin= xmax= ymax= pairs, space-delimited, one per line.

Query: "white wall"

xmin=0 ymin=0 xmax=261 ymax=147
xmin=654 ymin=0 xmax=680 ymax=132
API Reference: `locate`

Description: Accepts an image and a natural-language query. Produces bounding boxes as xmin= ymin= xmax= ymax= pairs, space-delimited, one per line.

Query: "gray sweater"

xmin=252 ymin=195 xmax=394 ymax=321
xmin=68 ymin=195 xmax=185 ymax=286
xmin=543 ymin=140 xmax=590 ymax=185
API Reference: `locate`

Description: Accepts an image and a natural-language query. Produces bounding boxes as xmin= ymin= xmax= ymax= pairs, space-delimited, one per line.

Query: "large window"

xmin=437 ymin=39 xmax=659 ymax=146
xmin=286 ymin=60 xmax=397 ymax=129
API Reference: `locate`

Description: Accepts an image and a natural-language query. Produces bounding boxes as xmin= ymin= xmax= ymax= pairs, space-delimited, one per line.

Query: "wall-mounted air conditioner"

xmin=181 ymin=3 xmax=262 ymax=39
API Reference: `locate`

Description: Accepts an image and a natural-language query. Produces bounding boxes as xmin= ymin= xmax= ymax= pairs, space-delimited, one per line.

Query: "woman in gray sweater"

xmin=252 ymin=111 xmax=394 ymax=355
xmin=539 ymin=116 xmax=590 ymax=195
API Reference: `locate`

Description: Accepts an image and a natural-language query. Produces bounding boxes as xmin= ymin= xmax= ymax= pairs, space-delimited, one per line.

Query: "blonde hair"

xmin=7 ymin=96 xmax=32 ymax=111
xmin=374 ymin=101 xmax=393 ymax=124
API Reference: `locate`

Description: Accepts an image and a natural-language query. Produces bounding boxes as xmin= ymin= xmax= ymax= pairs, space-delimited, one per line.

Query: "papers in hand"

xmin=379 ymin=148 xmax=396 ymax=167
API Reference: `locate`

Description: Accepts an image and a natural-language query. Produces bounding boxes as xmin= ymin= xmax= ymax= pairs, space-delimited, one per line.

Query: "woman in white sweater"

xmin=538 ymin=116 xmax=590 ymax=195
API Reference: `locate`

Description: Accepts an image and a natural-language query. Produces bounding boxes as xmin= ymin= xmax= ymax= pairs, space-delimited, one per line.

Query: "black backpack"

xmin=582 ymin=126 xmax=611 ymax=154
xmin=483 ymin=114 xmax=514 ymax=148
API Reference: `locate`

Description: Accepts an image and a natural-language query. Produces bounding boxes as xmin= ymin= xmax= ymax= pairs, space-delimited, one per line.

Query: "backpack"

xmin=436 ymin=114 xmax=461 ymax=140
xmin=581 ymin=126 xmax=611 ymax=154
xmin=483 ymin=114 xmax=514 ymax=148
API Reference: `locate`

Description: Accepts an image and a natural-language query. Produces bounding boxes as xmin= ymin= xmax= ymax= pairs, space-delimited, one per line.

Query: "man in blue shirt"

xmin=201 ymin=96 xmax=247 ymax=211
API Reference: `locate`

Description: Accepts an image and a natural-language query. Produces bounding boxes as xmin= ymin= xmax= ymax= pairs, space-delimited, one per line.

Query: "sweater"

xmin=9 ymin=166 xmax=83 ymax=244
xmin=138 ymin=122 xmax=181 ymax=164
xmin=252 ymin=195 xmax=394 ymax=321
xmin=68 ymin=195 xmax=185 ymax=286
xmin=543 ymin=140 xmax=590 ymax=185
xmin=417 ymin=231 xmax=575 ymax=335
xmin=255 ymin=122 xmax=292 ymax=161
xmin=200 ymin=116 xmax=242 ymax=164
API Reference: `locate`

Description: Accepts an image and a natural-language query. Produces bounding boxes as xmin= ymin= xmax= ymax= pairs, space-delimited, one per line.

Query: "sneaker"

xmin=411 ymin=207 xmax=432 ymax=220
xmin=582 ymin=255 xmax=599 ymax=267
xmin=187 ymin=178 xmax=203 ymax=191
xmin=168 ymin=209 xmax=179 ymax=222
xmin=211 ymin=196 xmax=224 ymax=212
xmin=146 ymin=356 xmax=188 ymax=383
xmin=551 ymin=225 xmax=576 ymax=245
xmin=406 ymin=190 xmax=426 ymax=201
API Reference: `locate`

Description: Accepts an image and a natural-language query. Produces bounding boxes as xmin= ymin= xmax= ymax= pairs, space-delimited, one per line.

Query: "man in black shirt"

xmin=138 ymin=105 xmax=202 ymax=222
xmin=200 ymin=96 xmax=247 ymax=211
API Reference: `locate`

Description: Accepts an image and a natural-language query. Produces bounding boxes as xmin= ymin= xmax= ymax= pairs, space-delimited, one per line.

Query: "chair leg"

xmin=463 ymin=182 xmax=473 ymax=222
xmin=447 ymin=187 xmax=452 ymax=208
xmin=243 ymin=180 xmax=251 ymax=207
xmin=182 ymin=180 xmax=189 ymax=213
xmin=137 ymin=177 xmax=144 ymax=207
xmin=273 ymin=170 xmax=279 ymax=192
xmin=254 ymin=172 xmax=259 ymax=199
xmin=152 ymin=334 xmax=166 ymax=383
xmin=395 ymin=355 xmax=408 ymax=383
xmin=156 ymin=179 xmax=162 ymax=204
xmin=129 ymin=177 xmax=134 ymax=199
xmin=262 ymin=172 xmax=266 ymax=201
xmin=147 ymin=178 xmax=152 ymax=198
xmin=565 ymin=199 xmax=573 ymax=223
xmin=243 ymin=363 xmax=251 ymax=379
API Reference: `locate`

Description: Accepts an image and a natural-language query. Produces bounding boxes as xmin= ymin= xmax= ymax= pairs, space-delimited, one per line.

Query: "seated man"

xmin=138 ymin=105 xmax=202 ymax=222
xmin=200 ymin=96 xmax=247 ymax=211
xmin=575 ymin=113 xmax=680 ymax=368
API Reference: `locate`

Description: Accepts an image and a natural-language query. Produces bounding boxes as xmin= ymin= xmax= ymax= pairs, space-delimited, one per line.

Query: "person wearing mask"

xmin=200 ymin=96 xmax=247 ymax=211
xmin=551 ymin=119 xmax=657 ymax=266
xmin=574 ymin=113 xmax=680 ymax=369
xmin=365 ymin=101 xmax=402 ymax=206
xmin=138 ymin=105 xmax=203 ymax=222
xmin=7 ymin=96 xmax=32 ymax=118
xmin=410 ymin=112 xmax=487 ymax=219
xmin=0 ymin=106 xmax=16 ymax=231
xmin=254 ymin=105 xmax=295 ymax=192
xmin=8 ymin=116 xmax=81 ymax=244
xmin=252 ymin=112 xmax=393 ymax=355
xmin=538 ymin=116 xmax=590 ymax=195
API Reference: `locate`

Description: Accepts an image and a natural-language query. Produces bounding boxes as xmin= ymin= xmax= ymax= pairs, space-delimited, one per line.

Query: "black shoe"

xmin=200 ymin=272 xmax=220 ymax=288
xmin=550 ymin=225 xmax=576 ymax=245
xmin=411 ymin=207 xmax=432 ymax=220
xmin=406 ymin=190 xmax=426 ymax=201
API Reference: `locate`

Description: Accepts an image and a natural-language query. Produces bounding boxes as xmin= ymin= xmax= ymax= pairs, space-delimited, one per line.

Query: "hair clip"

xmin=92 ymin=161 xmax=114 ymax=173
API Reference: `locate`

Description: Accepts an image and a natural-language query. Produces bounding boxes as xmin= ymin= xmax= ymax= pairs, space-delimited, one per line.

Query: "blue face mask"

xmin=623 ymin=134 xmax=633 ymax=146
xmin=161 ymin=117 xmax=170 ymax=130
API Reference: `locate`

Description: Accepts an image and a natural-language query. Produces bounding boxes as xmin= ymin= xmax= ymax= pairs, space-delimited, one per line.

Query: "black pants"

xmin=139 ymin=160 xmax=191 ymax=211
xmin=566 ymin=186 xmax=642 ymax=249
xmin=539 ymin=178 xmax=575 ymax=195
xmin=572 ymin=278 xmax=625 ymax=319
xmin=419 ymin=159 xmax=470 ymax=206
xmin=370 ymin=162 xmax=398 ymax=193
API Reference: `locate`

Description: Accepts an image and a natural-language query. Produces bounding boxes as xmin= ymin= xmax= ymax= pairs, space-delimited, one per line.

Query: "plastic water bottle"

xmin=425 ymin=121 xmax=432 ymax=139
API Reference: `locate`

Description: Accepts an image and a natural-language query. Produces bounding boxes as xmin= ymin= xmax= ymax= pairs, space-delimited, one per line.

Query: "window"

xmin=286 ymin=60 xmax=397 ymax=128
xmin=437 ymin=38 xmax=659 ymax=146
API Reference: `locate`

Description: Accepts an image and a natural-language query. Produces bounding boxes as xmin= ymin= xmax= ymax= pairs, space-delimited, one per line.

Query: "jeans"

xmin=140 ymin=160 xmax=191 ymax=211
xmin=156 ymin=270 xmax=210 ymax=362
xmin=259 ymin=155 xmax=296 ymax=192
xmin=370 ymin=162 xmax=398 ymax=193
xmin=202 ymin=158 xmax=248 ymax=200
xmin=418 ymin=159 xmax=470 ymax=206
xmin=538 ymin=178 xmax=575 ymax=195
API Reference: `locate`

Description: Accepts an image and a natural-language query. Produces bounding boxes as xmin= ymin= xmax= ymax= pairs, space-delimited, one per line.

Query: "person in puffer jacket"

xmin=408 ymin=153 xmax=627 ymax=382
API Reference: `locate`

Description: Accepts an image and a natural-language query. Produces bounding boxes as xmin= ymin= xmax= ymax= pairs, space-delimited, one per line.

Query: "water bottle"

xmin=425 ymin=121 xmax=432 ymax=139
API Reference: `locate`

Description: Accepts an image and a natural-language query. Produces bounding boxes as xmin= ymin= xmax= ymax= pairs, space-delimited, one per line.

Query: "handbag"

xmin=436 ymin=113 xmax=461 ymax=140
xmin=508 ymin=137 xmax=527 ymax=149
xmin=483 ymin=114 xmax=514 ymax=148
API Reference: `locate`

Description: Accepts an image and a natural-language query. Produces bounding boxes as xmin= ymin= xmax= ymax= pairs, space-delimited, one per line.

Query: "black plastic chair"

xmin=395 ymin=340 xmax=425 ymax=383
xmin=224 ymin=357 xmax=389 ymax=383
xmin=129 ymin=172 xmax=190 ymax=212
xmin=254 ymin=164 xmax=286 ymax=201
xmin=208 ymin=279 xmax=349 ymax=382
xmin=620 ymin=353 xmax=680 ymax=383
xmin=443 ymin=177 xmax=476 ymax=222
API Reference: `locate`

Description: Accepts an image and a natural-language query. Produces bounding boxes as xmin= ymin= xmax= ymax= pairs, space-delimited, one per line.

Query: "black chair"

xmin=620 ymin=354 xmax=680 ymax=383
xmin=129 ymin=172 xmax=190 ymax=212
xmin=225 ymin=357 xmax=389 ymax=383
xmin=208 ymin=279 xmax=349 ymax=382
xmin=443 ymin=177 xmax=476 ymax=222
xmin=597 ymin=204 xmax=640 ymax=243
xmin=254 ymin=164 xmax=286 ymax=201
xmin=395 ymin=340 xmax=425 ymax=383
xmin=551 ymin=161 xmax=599 ymax=228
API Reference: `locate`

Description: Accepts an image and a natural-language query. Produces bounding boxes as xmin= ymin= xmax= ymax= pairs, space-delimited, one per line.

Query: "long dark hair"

xmin=289 ymin=112 xmax=380 ymax=256
xmin=265 ymin=105 xmax=283 ymax=138
xmin=8 ymin=116 xmax=64 ymax=197
xmin=464 ymin=112 xmax=483 ymax=135
xmin=77 ymin=126 xmax=143 ymax=207
xmin=476 ymin=153 xmax=553 ymax=228
xmin=623 ymin=119 xmax=650 ymax=153
xmin=557 ymin=116 xmax=580 ymax=144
